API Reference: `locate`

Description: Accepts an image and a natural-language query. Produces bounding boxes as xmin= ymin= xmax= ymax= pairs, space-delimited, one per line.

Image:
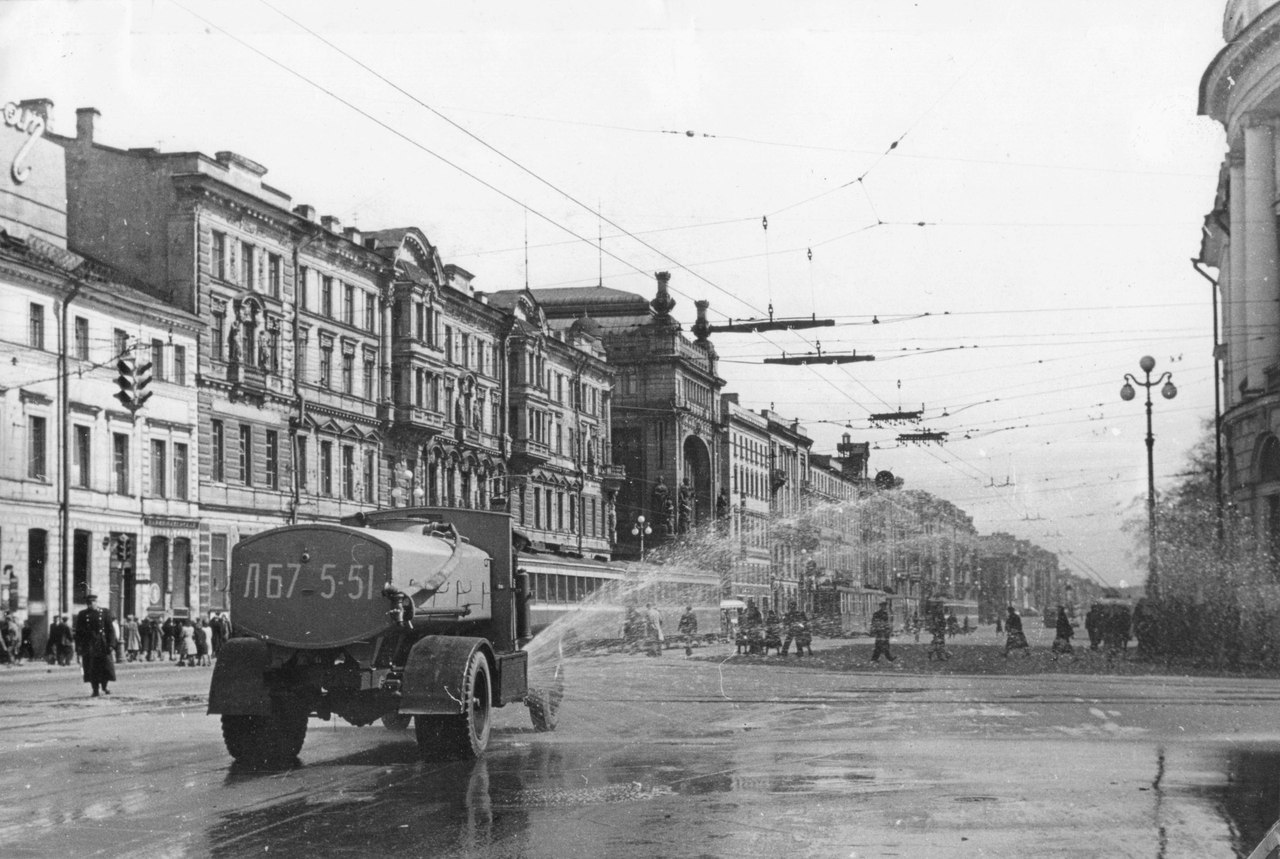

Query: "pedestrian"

xmin=160 ymin=616 xmax=175 ymax=661
xmin=49 ymin=614 xmax=74 ymax=666
xmin=644 ymin=603 xmax=664 ymax=657
xmin=124 ymin=615 xmax=141 ymax=662
xmin=870 ymin=601 xmax=896 ymax=663
xmin=763 ymin=608 xmax=783 ymax=655
xmin=1051 ymin=605 xmax=1076 ymax=659
xmin=179 ymin=619 xmax=198 ymax=666
xmin=677 ymin=605 xmax=698 ymax=657
xmin=927 ymin=603 xmax=950 ymax=661
xmin=211 ymin=612 xmax=229 ymax=656
xmin=1003 ymin=606 xmax=1030 ymax=658
xmin=74 ymin=592 xmax=117 ymax=697
xmin=194 ymin=619 xmax=210 ymax=666
xmin=781 ymin=601 xmax=809 ymax=656
xmin=17 ymin=618 xmax=35 ymax=663
xmin=0 ymin=614 xmax=17 ymax=663
xmin=1104 ymin=604 xmax=1131 ymax=662
xmin=1085 ymin=604 xmax=1102 ymax=650
xmin=742 ymin=599 xmax=764 ymax=655
xmin=0 ymin=616 xmax=11 ymax=667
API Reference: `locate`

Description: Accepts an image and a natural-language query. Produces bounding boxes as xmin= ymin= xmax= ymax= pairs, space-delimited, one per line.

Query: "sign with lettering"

xmin=2 ymin=102 xmax=45 ymax=184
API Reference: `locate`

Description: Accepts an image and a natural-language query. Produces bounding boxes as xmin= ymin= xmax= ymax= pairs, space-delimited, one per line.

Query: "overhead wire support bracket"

xmin=896 ymin=430 xmax=948 ymax=445
xmin=763 ymin=341 xmax=874 ymax=366
xmin=708 ymin=308 xmax=835 ymax=335
xmin=869 ymin=405 xmax=925 ymax=426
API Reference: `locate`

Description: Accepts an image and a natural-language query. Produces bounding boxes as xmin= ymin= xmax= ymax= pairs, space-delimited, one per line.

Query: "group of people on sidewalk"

xmin=1 ymin=594 xmax=235 ymax=696
xmin=732 ymin=599 xmax=814 ymax=657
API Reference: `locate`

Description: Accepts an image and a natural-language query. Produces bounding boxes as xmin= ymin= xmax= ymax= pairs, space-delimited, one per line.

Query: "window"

xmin=27 ymin=416 xmax=46 ymax=479
xmin=173 ymin=345 xmax=186 ymax=386
xmin=239 ymin=424 xmax=252 ymax=485
xmin=174 ymin=442 xmax=188 ymax=500
xmin=211 ymin=420 xmax=224 ymax=482
xmin=461 ymin=333 xmax=470 ymax=368
xmin=445 ymin=326 xmax=454 ymax=362
xmin=342 ymin=352 xmax=354 ymax=394
xmin=364 ymin=356 xmax=376 ymax=400
xmin=113 ymin=431 xmax=129 ymax=493
xmin=268 ymin=253 xmax=282 ymax=297
xmin=265 ymin=430 xmax=279 ymax=490
xmin=322 ymin=276 xmax=333 ymax=318
xmin=28 ymin=529 xmax=46 ymax=602
xmin=343 ymin=283 xmax=354 ymax=325
xmin=151 ymin=439 xmax=167 ymax=497
xmin=212 ymin=307 xmax=225 ymax=361
xmin=533 ymin=487 xmax=542 ymax=529
xmin=320 ymin=441 xmax=333 ymax=495
xmin=364 ymin=293 xmax=376 ymax=332
xmin=319 ymin=339 xmax=333 ymax=389
xmin=363 ymin=451 xmax=375 ymax=503
xmin=209 ymin=534 xmax=228 ymax=611
xmin=73 ymin=425 xmax=90 ymax=488
xmin=28 ymin=303 xmax=44 ymax=349
xmin=212 ymin=230 xmax=227 ymax=279
xmin=298 ymin=265 xmax=309 ymax=309
xmin=241 ymin=241 xmax=254 ymax=288
xmin=113 ymin=328 xmax=128 ymax=358
xmin=297 ymin=437 xmax=308 ymax=490
xmin=150 ymin=338 xmax=165 ymax=382
xmin=342 ymin=445 xmax=355 ymax=500
xmin=74 ymin=316 xmax=89 ymax=360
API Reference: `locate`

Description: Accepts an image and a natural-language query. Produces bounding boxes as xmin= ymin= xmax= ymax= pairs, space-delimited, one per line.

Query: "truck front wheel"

xmin=414 ymin=651 xmax=492 ymax=760
xmin=222 ymin=701 xmax=308 ymax=769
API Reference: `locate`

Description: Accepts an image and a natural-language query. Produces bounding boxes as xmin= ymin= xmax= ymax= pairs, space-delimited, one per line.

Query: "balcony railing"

xmin=511 ymin=437 xmax=551 ymax=463
xmin=393 ymin=404 xmax=445 ymax=431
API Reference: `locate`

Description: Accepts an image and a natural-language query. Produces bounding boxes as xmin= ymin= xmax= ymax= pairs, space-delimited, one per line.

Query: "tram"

xmin=519 ymin=552 xmax=722 ymax=646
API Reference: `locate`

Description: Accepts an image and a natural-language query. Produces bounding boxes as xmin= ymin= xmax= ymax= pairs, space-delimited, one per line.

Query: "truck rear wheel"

xmin=526 ymin=662 xmax=565 ymax=732
xmin=222 ymin=701 xmax=308 ymax=769
xmin=414 ymin=650 xmax=491 ymax=760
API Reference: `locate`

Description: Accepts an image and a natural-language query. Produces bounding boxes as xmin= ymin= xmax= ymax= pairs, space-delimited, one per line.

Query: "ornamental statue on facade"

xmin=678 ymin=477 xmax=695 ymax=534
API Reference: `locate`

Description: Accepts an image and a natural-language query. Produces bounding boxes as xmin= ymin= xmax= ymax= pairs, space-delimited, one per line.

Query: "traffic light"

xmin=113 ymin=358 xmax=153 ymax=414
xmin=133 ymin=359 xmax=153 ymax=411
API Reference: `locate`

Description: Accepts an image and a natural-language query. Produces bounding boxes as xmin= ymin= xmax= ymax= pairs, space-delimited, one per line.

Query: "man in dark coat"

xmin=48 ymin=615 xmax=74 ymax=666
xmin=870 ymin=601 xmax=895 ymax=663
xmin=74 ymin=593 xmax=117 ymax=696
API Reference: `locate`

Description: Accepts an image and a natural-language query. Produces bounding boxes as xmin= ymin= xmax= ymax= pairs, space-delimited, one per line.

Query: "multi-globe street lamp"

xmin=631 ymin=515 xmax=653 ymax=561
xmin=1120 ymin=355 xmax=1177 ymax=600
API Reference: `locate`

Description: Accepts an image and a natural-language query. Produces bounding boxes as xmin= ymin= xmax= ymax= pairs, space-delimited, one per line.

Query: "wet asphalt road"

xmin=1 ymin=635 xmax=1279 ymax=858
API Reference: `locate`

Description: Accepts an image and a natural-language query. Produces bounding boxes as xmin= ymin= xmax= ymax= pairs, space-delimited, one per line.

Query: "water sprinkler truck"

xmin=207 ymin=507 xmax=561 ymax=768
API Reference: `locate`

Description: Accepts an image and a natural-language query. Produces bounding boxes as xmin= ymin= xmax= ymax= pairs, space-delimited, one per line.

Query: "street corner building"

xmin=1200 ymin=0 xmax=1280 ymax=558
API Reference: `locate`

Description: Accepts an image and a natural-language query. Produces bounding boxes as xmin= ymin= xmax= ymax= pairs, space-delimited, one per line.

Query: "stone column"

xmin=1227 ymin=154 xmax=1244 ymax=405
xmin=1243 ymin=120 xmax=1280 ymax=394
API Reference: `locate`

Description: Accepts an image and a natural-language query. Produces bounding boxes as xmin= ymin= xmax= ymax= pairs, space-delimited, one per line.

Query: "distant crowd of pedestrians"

xmin=0 ymin=600 xmax=235 ymax=696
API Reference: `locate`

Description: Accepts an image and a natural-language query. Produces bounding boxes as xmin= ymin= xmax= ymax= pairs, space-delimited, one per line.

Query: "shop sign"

xmin=2 ymin=101 xmax=45 ymax=184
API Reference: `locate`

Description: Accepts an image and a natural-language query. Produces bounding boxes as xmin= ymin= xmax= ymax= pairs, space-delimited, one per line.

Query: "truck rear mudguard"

xmin=400 ymin=636 xmax=498 ymax=716
xmin=207 ymin=637 xmax=273 ymax=716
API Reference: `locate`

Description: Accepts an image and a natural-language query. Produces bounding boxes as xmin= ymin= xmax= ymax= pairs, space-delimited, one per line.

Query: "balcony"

xmin=511 ymin=437 xmax=552 ymax=464
xmin=393 ymin=404 xmax=445 ymax=432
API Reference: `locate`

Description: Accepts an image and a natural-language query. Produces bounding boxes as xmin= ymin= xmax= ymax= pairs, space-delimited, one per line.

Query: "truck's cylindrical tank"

xmin=231 ymin=524 xmax=492 ymax=648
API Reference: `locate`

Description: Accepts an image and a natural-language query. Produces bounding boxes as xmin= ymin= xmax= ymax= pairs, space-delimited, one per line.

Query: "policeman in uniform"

xmin=75 ymin=592 xmax=117 ymax=696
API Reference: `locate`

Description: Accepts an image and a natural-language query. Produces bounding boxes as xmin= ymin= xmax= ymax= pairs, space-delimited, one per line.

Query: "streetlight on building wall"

xmin=631 ymin=515 xmax=653 ymax=561
xmin=1120 ymin=355 xmax=1177 ymax=600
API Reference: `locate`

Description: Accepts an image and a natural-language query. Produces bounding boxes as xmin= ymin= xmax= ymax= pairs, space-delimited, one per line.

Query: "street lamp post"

xmin=631 ymin=515 xmax=652 ymax=561
xmin=1120 ymin=355 xmax=1177 ymax=600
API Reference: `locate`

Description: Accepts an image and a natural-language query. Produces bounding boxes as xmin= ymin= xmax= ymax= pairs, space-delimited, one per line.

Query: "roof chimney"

xmin=343 ymin=226 xmax=362 ymax=246
xmin=76 ymin=107 xmax=100 ymax=143
xmin=293 ymin=204 xmax=316 ymax=222
xmin=321 ymin=215 xmax=341 ymax=233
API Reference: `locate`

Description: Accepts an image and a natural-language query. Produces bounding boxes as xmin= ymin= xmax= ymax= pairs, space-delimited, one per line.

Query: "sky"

xmin=0 ymin=0 xmax=1232 ymax=588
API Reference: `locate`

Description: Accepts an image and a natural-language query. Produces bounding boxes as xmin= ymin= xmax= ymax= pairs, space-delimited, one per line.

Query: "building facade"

xmin=0 ymin=98 xmax=201 ymax=642
xmin=1200 ymin=0 xmax=1280 ymax=562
